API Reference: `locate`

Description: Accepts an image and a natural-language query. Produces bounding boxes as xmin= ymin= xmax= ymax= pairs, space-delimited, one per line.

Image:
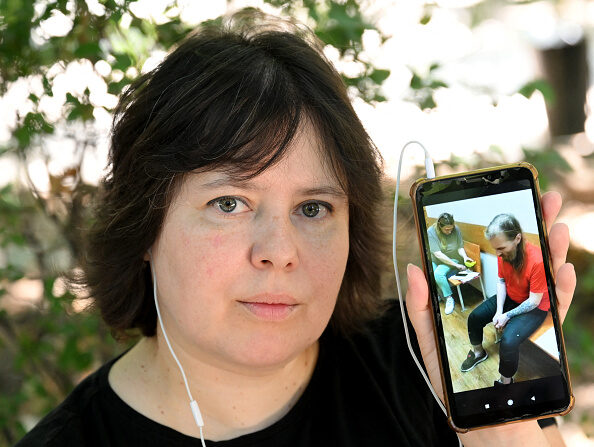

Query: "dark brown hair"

xmin=80 ymin=9 xmax=388 ymax=338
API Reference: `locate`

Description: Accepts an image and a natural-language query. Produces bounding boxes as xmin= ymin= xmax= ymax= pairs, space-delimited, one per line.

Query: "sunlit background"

xmin=1 ymin=0 xmax=593 ymax=445
xmin=3 ymin=0 xmax=594 ymax=251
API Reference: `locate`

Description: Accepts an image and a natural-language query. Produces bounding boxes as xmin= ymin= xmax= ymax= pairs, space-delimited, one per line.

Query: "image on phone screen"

xmin=413 ymin=166 xmax=572 ymax=429
xmin=424 ymin=189 xmax=559 ymax=391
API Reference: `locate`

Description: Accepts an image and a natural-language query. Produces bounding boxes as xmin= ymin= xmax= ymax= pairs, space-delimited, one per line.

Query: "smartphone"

xmin=410 ymin=162 xmax=573 ymax=432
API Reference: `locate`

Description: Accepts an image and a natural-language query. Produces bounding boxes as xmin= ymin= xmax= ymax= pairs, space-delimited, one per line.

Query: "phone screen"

xmin=412 ymin=165 xmax=572 ymax=430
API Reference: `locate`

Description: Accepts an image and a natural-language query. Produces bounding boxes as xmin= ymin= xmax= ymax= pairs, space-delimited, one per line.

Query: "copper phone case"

xmin=409 ymin=162 xmax=574 ymax=433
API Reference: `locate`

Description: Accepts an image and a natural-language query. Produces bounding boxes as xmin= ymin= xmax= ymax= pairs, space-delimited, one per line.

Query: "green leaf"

xmin=316 ymin=1 xmax=373 ymax=49
xmin=109 ymin=9 xmax=122 ymax=23
xmin=23 ymin=112 xmax=54 ymax=134
xmin=369 ymin=68 xmax=390 ymax=84
xmin=155 ymin=19 xmax=188 ymax=48
xmin=107 ymin=78 xmax=130 ymax=95
xmin=342 ymin=75 xmax=363 ymax=88
xmin=518 ymin=79 xmax=556 ymax=105
xmin=429 ymin=80 xmax=448 ymax=89
xmin=57 ymin=0 xmax=69 ymax=15
xmin=104 ymin=0 xmax=118 ymax=11
xmin=67 ymin=102 xmax=94 ymax=122
xmin=66 ymin=107 xmax=81 ymax=121
xmin=420 ymin=13 xmax=431 ymax=25
xmin=112 ymin=53 xmax=133 ymax=71
xmin=410 ymin=72 xmax=423 ymax=89
xmin=420 ymin=94 xmax=437 ymax=110
xmin=42 ymin=76 xmax=54 ymax=97
xmin=14 ymin=126 xmax=31 ymax=148
xmin=65 ymin=92 xmax=80 ymax=105
xmin=74 ymin=42 xmax=102 ymax=60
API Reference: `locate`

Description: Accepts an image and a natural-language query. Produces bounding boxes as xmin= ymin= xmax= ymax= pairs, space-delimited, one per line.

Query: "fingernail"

xmin=407 ymin=263 xmax=414 ymax=277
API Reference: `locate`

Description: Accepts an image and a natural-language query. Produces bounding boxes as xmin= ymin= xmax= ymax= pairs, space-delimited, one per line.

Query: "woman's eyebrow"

xmin=200 ymin=177 xmax=347 ymax=199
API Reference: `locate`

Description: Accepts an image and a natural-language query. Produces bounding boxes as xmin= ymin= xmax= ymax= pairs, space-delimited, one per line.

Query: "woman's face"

xmin=150 ymin=125 xmax=350 ymax=372
xmin=440 ymin=224 xmax=454 ymax=235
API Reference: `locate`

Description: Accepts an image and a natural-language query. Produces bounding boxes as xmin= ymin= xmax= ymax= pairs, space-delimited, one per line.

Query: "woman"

xmin=16 ymin=10 xmax=575 ymax=447
xmin=428 ymin=213 xmax=474 ymax=315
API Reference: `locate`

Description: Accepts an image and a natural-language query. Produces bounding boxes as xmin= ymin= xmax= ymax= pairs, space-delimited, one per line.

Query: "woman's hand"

xmin=405 ymin=191 xmax=576 ymax=446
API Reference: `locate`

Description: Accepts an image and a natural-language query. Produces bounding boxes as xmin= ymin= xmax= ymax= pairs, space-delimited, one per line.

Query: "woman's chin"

xmin=235 ymin=341 xmax=308 ymax=370
xmin=210 ymin=332 xmax=315 ymax=373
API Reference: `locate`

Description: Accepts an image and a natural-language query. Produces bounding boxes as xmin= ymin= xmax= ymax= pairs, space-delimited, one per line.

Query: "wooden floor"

xmin=440 ymin=285 xmax=561 ymax=393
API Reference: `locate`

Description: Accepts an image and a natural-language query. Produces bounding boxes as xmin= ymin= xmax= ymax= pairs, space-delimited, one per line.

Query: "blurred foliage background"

xmin=0 ymin=0 xmax=593 ymax=445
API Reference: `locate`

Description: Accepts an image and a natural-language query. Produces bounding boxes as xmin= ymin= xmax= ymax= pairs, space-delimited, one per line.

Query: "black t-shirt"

xmin=16 ymin=301 xmax=460 ymax=446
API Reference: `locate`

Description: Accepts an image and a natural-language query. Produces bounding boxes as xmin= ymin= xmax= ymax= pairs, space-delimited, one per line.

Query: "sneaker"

xmin=445 ymin=296 xmax=455 ymax=315
xmin=494 ymin=378 xmax=514 ymax=386
xmin=461 ymin=349 xmax=488 ymax=372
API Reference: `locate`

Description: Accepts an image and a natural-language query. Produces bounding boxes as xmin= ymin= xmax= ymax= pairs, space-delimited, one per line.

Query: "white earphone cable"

xmin=147 ymin=249 xmax=207 ymax=447
xmin=392 ymin=141 xmax=463 ymax=446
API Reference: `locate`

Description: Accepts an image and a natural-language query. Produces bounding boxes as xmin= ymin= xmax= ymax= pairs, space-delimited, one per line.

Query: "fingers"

xmin=541 ymin=191 xmax=562 ymax=232
xmin=540 ymin=191 xmax=574 ymax=324
xmin=555 ymin=262 xmax=576 ymax=324
xmin=548 ymin=222 xmax=569 ymax=276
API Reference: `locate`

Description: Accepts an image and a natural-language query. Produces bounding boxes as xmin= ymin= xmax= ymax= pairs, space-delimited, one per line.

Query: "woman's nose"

xmin=250 ymin=214 xmax=299 ymax=271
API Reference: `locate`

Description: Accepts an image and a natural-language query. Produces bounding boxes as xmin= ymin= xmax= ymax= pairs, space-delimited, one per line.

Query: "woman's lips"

xmin=239 ymin=302 xmax=298 ymax=320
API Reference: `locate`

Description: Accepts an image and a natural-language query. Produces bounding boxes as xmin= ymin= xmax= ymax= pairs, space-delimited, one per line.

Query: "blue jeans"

xmin=432 ymin=262 xmax=457 ymax=299
xmin=468 ymin=295 xmax=547 ymax=377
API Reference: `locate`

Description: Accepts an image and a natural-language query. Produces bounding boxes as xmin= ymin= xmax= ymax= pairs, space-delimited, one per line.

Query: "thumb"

xmin=405 ymin=263 xmax=430 ymax=314
xmin=405 ymin=263 xmax=444 ymax=399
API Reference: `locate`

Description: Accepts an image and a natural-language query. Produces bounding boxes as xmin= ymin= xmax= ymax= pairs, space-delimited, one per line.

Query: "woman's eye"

xmin=218 ymin=197 xmax=237 ymax=213
xmin=208 ymin=197 xmax=246 ymax=214
xmin=302 ymin=202 xmax=320 ymax=217
xmin=301 ymin=202 xmax=331 ymax=218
